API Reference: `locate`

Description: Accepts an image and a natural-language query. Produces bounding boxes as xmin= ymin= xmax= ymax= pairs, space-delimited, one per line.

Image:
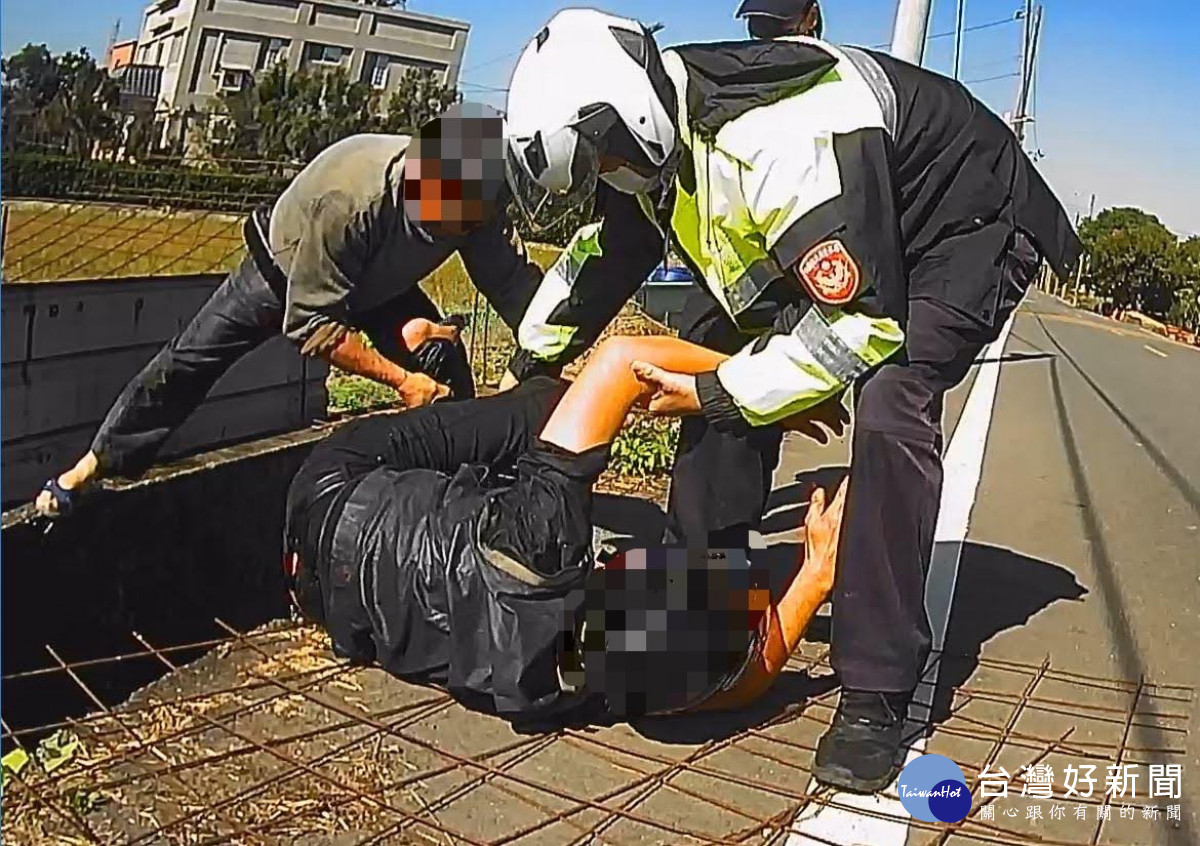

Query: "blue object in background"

xmin=648 ymin=265 xmax=695 ymax=285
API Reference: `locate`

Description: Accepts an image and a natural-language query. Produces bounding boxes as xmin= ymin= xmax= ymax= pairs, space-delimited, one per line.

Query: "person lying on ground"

xmin=35 ymin=103 xmax=544 ymax=519
xmin=284 ymin=333 xmax=847 ymax=720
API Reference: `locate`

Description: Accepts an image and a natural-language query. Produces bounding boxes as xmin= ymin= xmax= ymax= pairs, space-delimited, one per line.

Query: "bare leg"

xmin=538 ymin=336 xmax=728 ymax=454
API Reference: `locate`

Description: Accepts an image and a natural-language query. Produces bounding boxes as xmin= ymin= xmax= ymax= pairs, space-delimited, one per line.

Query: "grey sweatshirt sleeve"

xmin=281 ymin=190 xmax=370 ymax=355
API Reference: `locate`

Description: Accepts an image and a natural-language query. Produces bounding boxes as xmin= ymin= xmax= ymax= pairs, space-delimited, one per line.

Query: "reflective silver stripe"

xmin=727 ymin=256 xmax=785 ymax=315
xmin=842 ymin=47 xmax=897 ymax=139
xmin=794 ymin=306 xmax=871 ymax=384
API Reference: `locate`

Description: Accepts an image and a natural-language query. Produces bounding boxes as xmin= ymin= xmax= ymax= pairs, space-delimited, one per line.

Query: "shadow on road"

xmin=975 ymin=351 xmax=1057 ymax=365
xmin=631 ymin=669 xmax=841 ymax=744
xmin=933 ymin=542 xmax=1088 ymax=722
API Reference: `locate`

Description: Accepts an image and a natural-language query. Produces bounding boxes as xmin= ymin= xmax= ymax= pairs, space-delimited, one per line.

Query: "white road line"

xmin=1143 ymin=344 xmax=1168 ymax=359
xmin=787 ymin=312 xmax=1018 ymax=846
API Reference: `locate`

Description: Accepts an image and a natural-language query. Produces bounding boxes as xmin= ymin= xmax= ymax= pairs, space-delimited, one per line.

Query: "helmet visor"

xmin=505 ymin=127 xmax=600 ymax=233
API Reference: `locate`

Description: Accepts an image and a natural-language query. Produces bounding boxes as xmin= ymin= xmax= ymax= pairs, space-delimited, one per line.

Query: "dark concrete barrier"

xmin=2 ymin=273 xmax=328 ymax=506
xmin=1 ymin=423 xmax=337 ymax=736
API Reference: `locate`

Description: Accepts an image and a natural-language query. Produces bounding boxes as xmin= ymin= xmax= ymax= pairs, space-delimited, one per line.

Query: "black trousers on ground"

xmin=90 ymin=254 xmax=468 ymax=479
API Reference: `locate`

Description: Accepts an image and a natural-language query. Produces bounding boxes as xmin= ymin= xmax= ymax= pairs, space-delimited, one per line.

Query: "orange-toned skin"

xmin=539 ymin=336 xmax=727 ymax=453
xmin=326 ymin=320 xmax=456 ymax=408
xmin=691 ymin=482 xmax=844 ymax=712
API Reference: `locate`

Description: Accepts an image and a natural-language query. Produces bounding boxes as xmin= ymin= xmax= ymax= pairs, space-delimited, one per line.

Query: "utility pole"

xmin=1013 ymin=3 xmax=1042 ymax=147
xmin=952 ymin=0 xmax=967 ymax=80
xmin=1012 ymin=0 xmax=1033 ymax=144
xmin=105 ymin=19 xmax=121 ymax=69
xmin=1088 ymin=193 xmax=1097 ymax=219
xmin=890 ymin=0 xmax=934 ymax=65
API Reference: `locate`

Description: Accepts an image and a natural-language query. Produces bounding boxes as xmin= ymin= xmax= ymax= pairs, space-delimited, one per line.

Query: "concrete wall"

xmin=1 ymin=273 xmax=327 ymax=506
xmin=1 ymin=425 xmax=332 ymax=734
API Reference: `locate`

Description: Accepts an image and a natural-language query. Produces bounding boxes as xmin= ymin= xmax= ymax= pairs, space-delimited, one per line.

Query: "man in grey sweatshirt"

xmin=37 ymin=103 xmax=544 ymax=517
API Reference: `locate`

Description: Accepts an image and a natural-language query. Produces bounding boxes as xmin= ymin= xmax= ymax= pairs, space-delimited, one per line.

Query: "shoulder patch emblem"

xmin=796 ymin=239 xmax=859 ymax=305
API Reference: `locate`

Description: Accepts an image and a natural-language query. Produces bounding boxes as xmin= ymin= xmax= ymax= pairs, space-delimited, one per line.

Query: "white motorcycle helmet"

xmin=504 ymin=8 xmax=677 ymax=232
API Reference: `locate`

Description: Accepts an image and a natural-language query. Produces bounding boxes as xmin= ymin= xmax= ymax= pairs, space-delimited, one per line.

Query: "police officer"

xmin=500 ymin=9 xmax=1081 ymax=792
xmin=737 ymin=0 xmax=824 ymax=39
xmin=36 ymin=103 xmax=543 ymax=519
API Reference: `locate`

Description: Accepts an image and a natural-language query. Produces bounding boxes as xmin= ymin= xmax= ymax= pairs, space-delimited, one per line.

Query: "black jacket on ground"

xmin=285 ymin=380 xmax=608 ymax=718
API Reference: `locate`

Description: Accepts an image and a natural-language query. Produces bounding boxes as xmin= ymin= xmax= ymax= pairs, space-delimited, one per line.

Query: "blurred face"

xmin=404 ymin=153 xmax=488 ymax=238
xmin=577 ymin=548 xmax=768 ymax=716
xmin=403 ymin=111 xmax=507 ymax=238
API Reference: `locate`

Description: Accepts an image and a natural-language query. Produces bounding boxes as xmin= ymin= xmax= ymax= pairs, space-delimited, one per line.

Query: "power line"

xmin=460 ymin=48 xmax=523 ymax=76
xmin=965 ymin=71 xmax=1020 ymax=84
xmin=870 ymin=14 xmax=1019 ymax=49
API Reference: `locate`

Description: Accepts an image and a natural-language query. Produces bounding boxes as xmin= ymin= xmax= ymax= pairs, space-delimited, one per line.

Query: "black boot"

xmin=813 ymin=689 xmax=910 ymax=794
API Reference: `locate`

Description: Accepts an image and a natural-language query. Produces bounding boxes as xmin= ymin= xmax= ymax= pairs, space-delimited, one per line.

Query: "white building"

xmin=132 ymin=0 xmax=469 ymax=145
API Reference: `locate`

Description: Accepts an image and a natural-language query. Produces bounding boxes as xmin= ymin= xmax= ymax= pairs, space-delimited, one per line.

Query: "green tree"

xmin=208 ymin=63 xmax=381 ymax=163
xmin=204 ymin=63 xmax=458 ymax=166
xmin=42 ymin=49 xmax=121 ymax=158
xmin=1168 ymin=237 xmax=1200 ymax=331
xmin=1 ymin=44 xmax=61 ymax=111
xmin=1 ymin=45 xmax=119 ymax=156
xmin=378 ymin=68 xmax=459 ymax=135
xmin=1079 ymin=207 xmax=1184 ymax=318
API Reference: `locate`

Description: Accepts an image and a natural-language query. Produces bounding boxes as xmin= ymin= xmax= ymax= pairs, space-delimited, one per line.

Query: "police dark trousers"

xmin=90 ymin=253 xmax=467 ymax=480
xmin=833 ymin=234 xmax=1040 ymax=693
xmin=664 ymin=292 xmax=785 ymax=548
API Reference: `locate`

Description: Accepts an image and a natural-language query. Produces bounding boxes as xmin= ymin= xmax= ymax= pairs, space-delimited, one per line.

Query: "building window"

xmin=370 ymin=56 xmax=389 ymax=89
xmin=264 ymin=37 xmax=288 ymax=68
xmin=168 ymin=33 xmax=183 ymax=65
xmin=309 ymin=44 xmax=347 ymax=67
xmin=218 ymin=69 xmax=249 ymax=92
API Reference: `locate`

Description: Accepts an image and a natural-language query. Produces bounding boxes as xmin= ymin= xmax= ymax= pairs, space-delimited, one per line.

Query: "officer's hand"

xmin=398 ymin=371 xmax=451 ymax=407
xmin=630 ymin=361 xmax=702 ymax=416
xmin=802 ymin=478 xmax=849 ymax=594
xmin=781 ymin=393 xmax=850 ymax=445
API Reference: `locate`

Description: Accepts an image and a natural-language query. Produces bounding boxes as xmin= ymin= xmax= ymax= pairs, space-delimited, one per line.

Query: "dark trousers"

xmin=664 ymin=295 xmax=785 ymax=547
xmin=831 ymin=297 xmax=998 ymax=692
xmin=91 ymin=255 xmax=463 ymax=479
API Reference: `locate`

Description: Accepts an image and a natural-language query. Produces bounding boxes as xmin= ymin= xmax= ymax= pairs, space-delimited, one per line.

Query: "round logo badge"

xmin=797 ymin=238 xmax=860 ymax=305
xmin=897 ymin=754 xmax=972 ymax=823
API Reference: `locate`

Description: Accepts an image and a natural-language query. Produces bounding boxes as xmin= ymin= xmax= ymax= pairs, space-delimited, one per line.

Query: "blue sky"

xmin=3 ymin=0 xmax=1198 ymax=235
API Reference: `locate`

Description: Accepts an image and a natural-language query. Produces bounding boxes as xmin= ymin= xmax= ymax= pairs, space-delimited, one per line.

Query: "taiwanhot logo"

xmin=897 ymin=754 xmax=972 ymax=823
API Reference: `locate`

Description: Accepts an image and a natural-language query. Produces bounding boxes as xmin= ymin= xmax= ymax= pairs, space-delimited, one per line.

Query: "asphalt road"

xmin=770 ymin=289 xmax=1200 ymax=845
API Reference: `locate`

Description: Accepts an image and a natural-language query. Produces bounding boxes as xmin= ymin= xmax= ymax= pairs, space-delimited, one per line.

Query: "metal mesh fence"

xmin=1 ymin=619 xmax=1190 ymax=845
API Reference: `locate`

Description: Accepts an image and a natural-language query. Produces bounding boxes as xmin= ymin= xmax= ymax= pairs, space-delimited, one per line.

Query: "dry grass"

xmin=0 ymin=199 xmax=561 ymax=294
xmin=1 ymin=201 xmax=246 ymax=282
